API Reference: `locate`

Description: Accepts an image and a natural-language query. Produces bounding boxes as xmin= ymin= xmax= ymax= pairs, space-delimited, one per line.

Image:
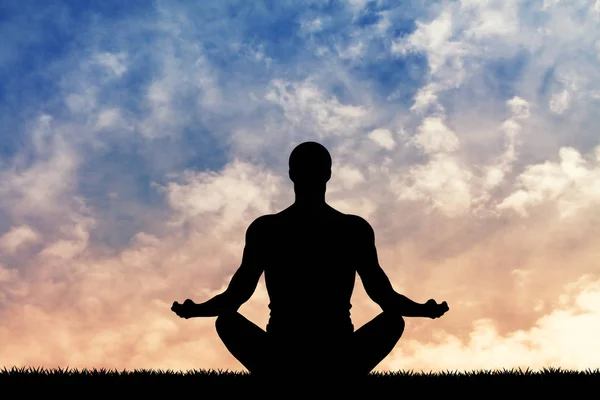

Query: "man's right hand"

xmin=424 ymin=299 xmax=449 ymax=319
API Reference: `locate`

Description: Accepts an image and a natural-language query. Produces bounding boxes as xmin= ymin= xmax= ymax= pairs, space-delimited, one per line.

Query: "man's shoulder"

xmin=247 ymin=210 xmax=372 ymax=234
xmin=243 ymin=215 xmax=274 ymax=244
xmin=248 ymin=214 xmax=275 ymax=230
xmin=341 ymin=213 xmax=372 ymax=230
xmin=248 ymin=213 xmax=286 ymax=236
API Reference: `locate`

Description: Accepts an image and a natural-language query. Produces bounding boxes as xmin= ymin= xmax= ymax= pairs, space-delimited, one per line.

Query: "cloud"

xmin=498 ymin=145 xmax=600 ymax=218
xmin=388 ymin=277 xmax=600 ymax=372
xmin=393 ymin=153 xmax=474 ymax=217
xmin=412 ymin=117 xmax=460 ymax=154
xmin=410 ymin=83 xmax=441 ymax=113
xmin=300 ymin=17 xmax=327 ymax=33
xmin=137 ymin=46 xmax=221 ymax=139
xmin=0 ymin=115 xmax=80 ymax=219
xmin=94 ymin=52 xmax=128 ymax=77
xmin=332 ymin=163 xmax=365 ymax=190
xmin=160 ymin=160 xmax=283 ymax=233
xmin=506 ymin=96 xmax=530 ymax=119
xmin=265 ymin=79 xmax=370 ymax=138
xmin=0 ymin=226 xmax=39 ymax=254
xmin=368 ymin=128 xmax=396 ymax=150
xmin=549 ymin=89 xmax=571 ymax=114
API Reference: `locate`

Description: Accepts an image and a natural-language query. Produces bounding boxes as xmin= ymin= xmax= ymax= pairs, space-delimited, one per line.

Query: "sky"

xmin=0 ymin=0 xmax=599 ymax=373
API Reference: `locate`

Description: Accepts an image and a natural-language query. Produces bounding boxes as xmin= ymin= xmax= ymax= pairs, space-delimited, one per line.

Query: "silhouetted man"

xmin=172 ymin=141 xmax=449 ymax=378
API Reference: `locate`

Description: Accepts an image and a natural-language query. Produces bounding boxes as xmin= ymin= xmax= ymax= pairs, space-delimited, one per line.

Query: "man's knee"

xmin=397 ymin=315 xmax=405 ymax=334
xmin=397 ymin=315 xmax=405 ymax=329
xmin=215 ymin=311 xmax=239 ymax=337
xmin=382 ymin=311 xmax=405 ymax=334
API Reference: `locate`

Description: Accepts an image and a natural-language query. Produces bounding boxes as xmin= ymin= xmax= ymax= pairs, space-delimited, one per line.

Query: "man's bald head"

xmin=288 ymin=141 xmax=332 ymax=184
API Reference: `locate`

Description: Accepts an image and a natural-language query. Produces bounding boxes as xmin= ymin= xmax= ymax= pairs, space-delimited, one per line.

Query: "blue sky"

xmin=1 ymin=0 xmax=600 ymax=372
xmin=0 ymin=0 xmax=433 ymax=250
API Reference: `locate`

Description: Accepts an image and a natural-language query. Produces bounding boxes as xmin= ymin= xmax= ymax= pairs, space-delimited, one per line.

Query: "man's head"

xmin=288 ymin=141 xmax=332 ymax=186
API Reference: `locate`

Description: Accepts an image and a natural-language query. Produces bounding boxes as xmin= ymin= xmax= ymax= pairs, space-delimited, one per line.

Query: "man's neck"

xmin=293 ymin=195 xmax=327 ymax=211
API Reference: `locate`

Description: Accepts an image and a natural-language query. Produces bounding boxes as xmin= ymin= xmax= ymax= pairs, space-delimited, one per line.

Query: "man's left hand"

xmin=171 ymin=299 xmax=197 ymax=319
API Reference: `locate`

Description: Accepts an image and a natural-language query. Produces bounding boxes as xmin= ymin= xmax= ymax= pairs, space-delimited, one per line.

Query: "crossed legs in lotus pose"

xmin=215 ymin=311 xmax=405 ymax=377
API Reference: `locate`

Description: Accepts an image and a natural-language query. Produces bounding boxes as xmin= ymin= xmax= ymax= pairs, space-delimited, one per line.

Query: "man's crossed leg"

xmin=216 ymin=311 xmax=405 ymax=377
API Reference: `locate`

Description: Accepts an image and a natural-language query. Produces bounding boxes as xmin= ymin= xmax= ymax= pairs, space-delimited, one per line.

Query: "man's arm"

xmin=354 ymin=217 xmax=446 ymax=318
xmin=173 ymin=217 xmax=265 ymax=318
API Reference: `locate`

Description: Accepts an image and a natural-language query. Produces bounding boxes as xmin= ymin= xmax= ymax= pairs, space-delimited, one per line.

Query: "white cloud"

xmin=265 ymin=79 xmax=369 ymax=138
xmin=0 ymin=115 xmax=79 ymax=218
xmin=392 ymin=10 xmax=466 ymax=77
xmin=412 ymin=117 xmax=460 ymax=154
xmin=507 ymin=96 xmax=530 ymax=119
xmin=0 ymin=226 xmax=39 ymax=254
xmin=161 ymin=160 xmax=283 ymax=232
xmin=394 ymin=95 xmax=533 ymax=216
xmin=387 ymin=278 xmax=600 ymax=371
xmin=482 ymin=98 xmax=526 ymax=191
xmin=498 ymin=146 xmax=600 ymax=217
xmin=543 ymin=0 xmax=561 ymax=10
xmin=329 ymin=196 xmax=377 ymax=219
xmin=461 ymin=0 xmax=519 ymax=40
xmin=95 ymin=108 xmax=123 ymax=130
xmin=374 ymin=11 xmax=391 ymax=35
xmin=65 ymin=89 xmax=97 ymax=115
xmin=337 ymin=40 xmax=365 ymax=60
xmin=345 ymin=0 xmax=369 ymax=14
xmin=549 ymin=89 xmax=571 ymax=114
xmin=39 ymin=217 xmax=93 ymax=261
xmin=368 ymin=128 xmax=396 ymax=150
xmin=138 ymin=46 xmax=220 ymax=139
xmin=409 ymin=83 xmax=441 ymax=112
xmin=332 ymin=164 xmax=365 ymax=190
xmin=393 ymin=154 xmax=473 ymax=217
xmin=391 ymin=0 xmax=589 ymax=118
xmin=300 ymin=17 xmax=326 ymax=33
xmin=94 ymin=52 xmax=128 ymax=77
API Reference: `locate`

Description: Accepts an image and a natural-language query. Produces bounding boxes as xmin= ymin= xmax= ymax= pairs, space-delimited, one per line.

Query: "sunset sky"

xmin=1 ymin=0 xmax=599 ymax=373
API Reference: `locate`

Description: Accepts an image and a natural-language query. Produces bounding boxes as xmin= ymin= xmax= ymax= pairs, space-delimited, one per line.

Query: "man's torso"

xmin=254 ymin=205 xmax=366 ymax=337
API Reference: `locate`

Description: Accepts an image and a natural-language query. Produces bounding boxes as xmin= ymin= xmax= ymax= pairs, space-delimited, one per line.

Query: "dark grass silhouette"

xmin=171 ymin=141 xmax=449 ymax=379
xmin=2 ymin=366 xmax=599 ymax=395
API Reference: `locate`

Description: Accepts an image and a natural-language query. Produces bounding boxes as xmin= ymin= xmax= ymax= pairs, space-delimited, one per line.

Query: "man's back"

xmin=253 ymin=204 xmax=367 ymax=337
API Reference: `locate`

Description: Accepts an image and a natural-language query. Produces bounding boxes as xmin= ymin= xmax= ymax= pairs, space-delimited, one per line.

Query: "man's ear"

xmin=289 ymin=168 xmax=295 ymax=182
xmin=325 ymin=169 xmax=331 ymax=182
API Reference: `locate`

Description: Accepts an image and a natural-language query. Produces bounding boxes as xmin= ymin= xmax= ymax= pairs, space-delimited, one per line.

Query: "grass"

xmin=1 ymin=366 xmax=599 ymax=395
